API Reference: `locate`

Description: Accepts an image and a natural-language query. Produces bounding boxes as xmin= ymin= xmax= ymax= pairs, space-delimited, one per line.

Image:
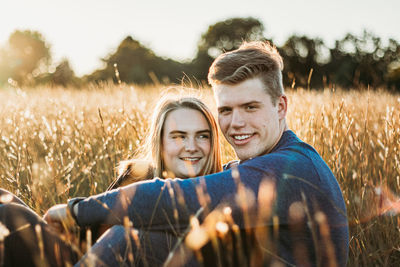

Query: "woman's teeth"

xmin=181 ymin=157 xmax=201 ymax=161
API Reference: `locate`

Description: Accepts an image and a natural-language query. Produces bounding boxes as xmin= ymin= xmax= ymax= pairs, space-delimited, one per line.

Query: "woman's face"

xmin=162 ymin=108 xmax=211 ymax=178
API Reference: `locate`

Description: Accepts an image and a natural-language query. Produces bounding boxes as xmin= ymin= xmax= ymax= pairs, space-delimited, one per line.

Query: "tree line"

xmin=1 ymin=17 xmax=399 ymax=90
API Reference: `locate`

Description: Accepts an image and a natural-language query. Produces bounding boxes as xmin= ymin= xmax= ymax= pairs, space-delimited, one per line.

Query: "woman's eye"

xmin=172 ymin=135 xmax=185 ymax=140
xmin=198 ymin=134 xmax=210 ymax=139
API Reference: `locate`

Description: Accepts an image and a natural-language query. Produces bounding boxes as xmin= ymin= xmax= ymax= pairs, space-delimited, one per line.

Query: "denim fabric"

xmin=0 ymin=189 xmax=78 ymax=267
xmin=75 ymin=130 xmax=349 ymax=266
xmin=75 ymin=225 xmax=195 ymax=267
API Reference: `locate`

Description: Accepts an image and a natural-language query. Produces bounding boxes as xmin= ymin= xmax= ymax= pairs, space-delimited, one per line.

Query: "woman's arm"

xmin=45 ymin=161 xmax=273 ymax=231
xmin=107 ymin=159 xmax=154 ymax=190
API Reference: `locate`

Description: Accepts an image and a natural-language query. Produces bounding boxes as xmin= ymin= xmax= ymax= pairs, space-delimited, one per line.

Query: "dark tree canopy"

xmin=191 ymin=17 xmax=266 ymax=81
xmin=280 ymin=36 xmax=327 ymax=87
xmin=321 ymin=31 xmax=400 ymax=89
xmin=278 ymin=30 xmax=400 ymax=90
xmin=51 ymin=60 xmax=76 ymax=86
xmin=85 ymin=36 xmax=185 ymax=85
xmin=34 ymin=59 xmax=79 ymax=87
xmin=198 ymin=17 xmax=265 ymax=58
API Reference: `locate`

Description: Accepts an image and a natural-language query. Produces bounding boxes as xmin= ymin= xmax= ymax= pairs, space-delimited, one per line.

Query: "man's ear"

xmin=277 ymin=95 xmax=288 ymax=120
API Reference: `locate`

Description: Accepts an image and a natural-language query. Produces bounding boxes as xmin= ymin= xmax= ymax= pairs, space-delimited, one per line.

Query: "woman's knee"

xmin=0 ymin=202 xmax=78 ymax=267
xmin=0 ymin=188 xmax=27 ymax=206
xmin=0 ymin=202 xmax=42 ymax=231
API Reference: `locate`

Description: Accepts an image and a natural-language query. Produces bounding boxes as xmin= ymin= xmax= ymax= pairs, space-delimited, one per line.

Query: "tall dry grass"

xmin=0 ymin=84 xmax=399 ymax=265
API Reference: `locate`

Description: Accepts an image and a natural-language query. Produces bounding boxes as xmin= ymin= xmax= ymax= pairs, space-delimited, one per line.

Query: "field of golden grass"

xmin=1 ymin=84 xmax=399 ymax=265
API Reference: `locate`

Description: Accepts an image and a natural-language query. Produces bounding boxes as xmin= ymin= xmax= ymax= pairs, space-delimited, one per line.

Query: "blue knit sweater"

xmin=75 ymin=130 xmax=349 ymax=266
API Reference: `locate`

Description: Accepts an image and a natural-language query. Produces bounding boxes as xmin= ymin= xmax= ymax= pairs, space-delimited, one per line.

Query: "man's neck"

xmin=238 ymin=121 xmax=290 ymax=163
xmin=269 ymin=122 xmax=288 ymax=153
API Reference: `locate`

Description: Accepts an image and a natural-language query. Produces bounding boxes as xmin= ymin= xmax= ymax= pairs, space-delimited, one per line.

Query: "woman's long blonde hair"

xmin=109 ymin=93 xmax=222 ymax=189
xmin=145 ymin=94 xmax=222 ymax=178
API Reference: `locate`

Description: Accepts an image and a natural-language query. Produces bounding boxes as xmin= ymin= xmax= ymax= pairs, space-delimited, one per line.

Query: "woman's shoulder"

xmin=107 ymin=159 xmax=154 ymax=190
xmin=223 ymin=160 xmax=240 ymax=170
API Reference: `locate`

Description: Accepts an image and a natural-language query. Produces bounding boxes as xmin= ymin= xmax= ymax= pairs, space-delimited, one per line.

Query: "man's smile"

xmin=230 ymin=133 xmax=255 ymax=145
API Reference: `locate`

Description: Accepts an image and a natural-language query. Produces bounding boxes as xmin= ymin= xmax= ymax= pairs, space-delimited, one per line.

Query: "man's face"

xmin=214 ymin=77 xmax=287 ymax=161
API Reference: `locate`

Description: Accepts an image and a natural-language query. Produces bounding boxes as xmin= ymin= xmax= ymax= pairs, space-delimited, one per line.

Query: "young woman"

xmin=0 ymin=95 xmax=222 ymax=266
xmin=108 ymin=95 xmax=222 ymax=189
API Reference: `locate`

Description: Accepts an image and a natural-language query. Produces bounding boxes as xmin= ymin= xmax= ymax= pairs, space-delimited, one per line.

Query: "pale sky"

xmin=1 ymin=0 xmax=399 ymax=76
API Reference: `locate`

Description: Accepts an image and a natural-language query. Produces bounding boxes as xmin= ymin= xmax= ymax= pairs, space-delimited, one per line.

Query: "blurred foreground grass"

xmin=0 ymin=84 xmax=399 ymax=265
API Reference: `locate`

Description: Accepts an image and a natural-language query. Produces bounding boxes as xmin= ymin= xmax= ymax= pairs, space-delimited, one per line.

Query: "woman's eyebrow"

xmin=196 ymin=129 xmax=211 ymax=134
xmin=169 ymin=129 xmax=210 ymax=135
xmin=169 ymin=130 xmax=187 ymax=134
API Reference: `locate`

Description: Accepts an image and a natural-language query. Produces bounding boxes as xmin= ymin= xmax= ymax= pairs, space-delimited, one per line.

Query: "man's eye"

xmin=246 ymin=105 xmax=257 ymax=110
xmin=219 ymin=108 xmax=231 ymax=114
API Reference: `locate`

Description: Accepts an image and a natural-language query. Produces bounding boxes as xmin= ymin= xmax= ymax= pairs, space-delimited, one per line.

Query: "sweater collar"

xmin=237 ymin=130 xmax=297 ymax=165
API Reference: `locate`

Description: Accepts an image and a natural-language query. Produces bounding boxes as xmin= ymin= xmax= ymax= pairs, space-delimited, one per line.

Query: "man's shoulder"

xmin=238 ymin=131 xmax=331 ymax=180
xmin=270 ymin=130 xmax=323 ymax=162
xmin=222 ymin=130 xmax=331 ymax=180
xmin=263 ymin=131 xmax=313 ymax=160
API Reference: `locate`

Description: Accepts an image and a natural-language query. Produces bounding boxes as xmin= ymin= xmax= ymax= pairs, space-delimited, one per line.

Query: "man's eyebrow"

xmin=240 ymin=101 xmax=262 ymax=107
xmin=218 ymin=101 xmax=262 ymax=110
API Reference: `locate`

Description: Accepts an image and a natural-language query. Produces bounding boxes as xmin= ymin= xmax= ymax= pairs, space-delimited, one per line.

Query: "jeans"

xmin=0 ymin=188 xmax=78 ymax=266
xmin=76 ymin=225 xmax=197 ymax=267
xmin=0 ymin=189 xmax=196 ymax=267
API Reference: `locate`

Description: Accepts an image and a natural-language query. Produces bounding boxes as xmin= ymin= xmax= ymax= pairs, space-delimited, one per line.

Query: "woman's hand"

xmin=43 ymin=204 xmax=75 ymax=233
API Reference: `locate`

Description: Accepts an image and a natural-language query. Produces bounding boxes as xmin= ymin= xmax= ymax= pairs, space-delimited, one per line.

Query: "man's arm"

xmin=74 ymin=163 xmax=272 ymax=230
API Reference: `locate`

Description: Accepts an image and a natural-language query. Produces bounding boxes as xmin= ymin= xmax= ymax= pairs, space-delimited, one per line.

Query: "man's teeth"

xmin=233 ymin=135 xmax=252 ymax=140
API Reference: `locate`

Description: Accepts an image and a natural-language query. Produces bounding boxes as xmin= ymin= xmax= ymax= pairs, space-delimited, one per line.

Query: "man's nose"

xmin=231 ymin=110 xmax=245 ymax=129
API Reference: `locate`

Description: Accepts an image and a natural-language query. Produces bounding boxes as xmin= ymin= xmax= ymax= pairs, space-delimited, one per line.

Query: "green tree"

xmin=0 ymin=30 xmax=51 ymax=85
xmin=383 ymin=39 xmax=400 ymax=90
xmin=0 ymin=47 xmax=12 ymax=85
xmin=387 ymin=61 xmax=400 ymax=89
xmin=324 ymin=31 xmax=394 ymax=88
xmin=191 ymin=17 xmax=266 ymax=81
xmin=279 ymin=35 xmax=327 ymax=88
xmin=280 ymin=31 xmax=400 ymax=90
xmin=86 ymin=36 xmax=185 ymax=85
xmin=35 ymin=59 xmax=78 ymax=87
xmin=52 ymin=60 xmax=75 ymax=86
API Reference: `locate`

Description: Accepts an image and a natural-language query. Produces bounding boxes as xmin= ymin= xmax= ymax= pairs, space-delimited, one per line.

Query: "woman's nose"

xmin=184 ymin=138 xmax=198 ymax=152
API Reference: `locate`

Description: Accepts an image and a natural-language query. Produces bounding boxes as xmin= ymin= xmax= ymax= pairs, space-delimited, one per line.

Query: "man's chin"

xmin=235 ymin=149 xmax=254 ymax=161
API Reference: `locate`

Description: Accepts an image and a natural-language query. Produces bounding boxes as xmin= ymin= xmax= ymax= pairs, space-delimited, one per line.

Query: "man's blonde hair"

xmin=208 ymin=41 xmax=284 ymax=104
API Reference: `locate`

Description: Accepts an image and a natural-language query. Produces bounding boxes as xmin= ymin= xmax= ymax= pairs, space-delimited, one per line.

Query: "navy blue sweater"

xmin=75 ymin=130 xmax=349 ymax=266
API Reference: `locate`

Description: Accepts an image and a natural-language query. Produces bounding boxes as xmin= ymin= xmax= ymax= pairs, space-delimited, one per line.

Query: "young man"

xmin=47 ymin=41 xmax=349 ymax=266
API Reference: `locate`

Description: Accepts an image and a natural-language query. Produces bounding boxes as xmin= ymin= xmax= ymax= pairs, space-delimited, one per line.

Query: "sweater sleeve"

xmin=75 ymin=163 xmax=273 ymax=230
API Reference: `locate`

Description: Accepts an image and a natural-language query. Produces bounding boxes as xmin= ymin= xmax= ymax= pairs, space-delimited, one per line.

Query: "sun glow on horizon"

xmin=1 ymin=0 xmax=399 ymax=76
